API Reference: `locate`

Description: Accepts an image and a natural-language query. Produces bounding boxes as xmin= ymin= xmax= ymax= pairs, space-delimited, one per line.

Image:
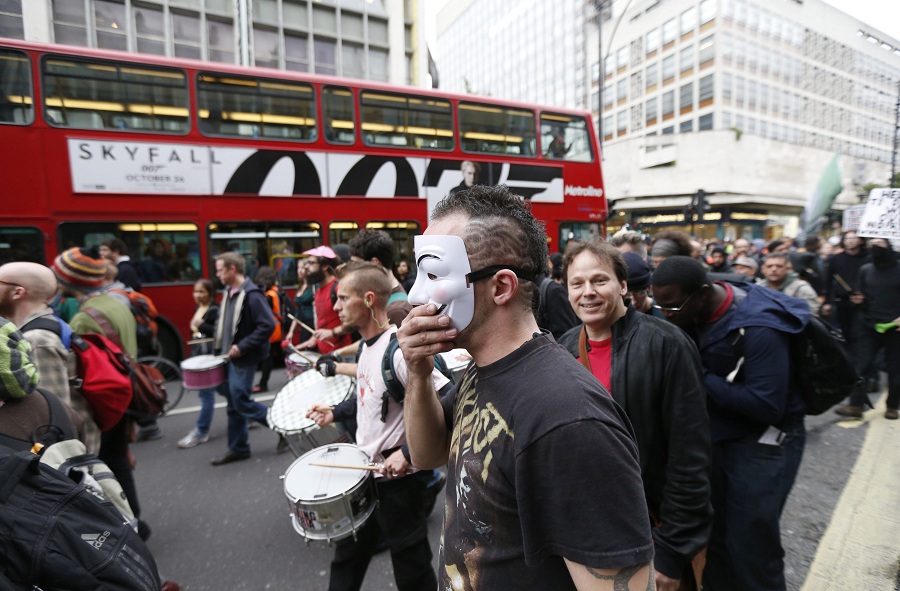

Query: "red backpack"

xmin=20 ymin=317 xmax=133 ymax=432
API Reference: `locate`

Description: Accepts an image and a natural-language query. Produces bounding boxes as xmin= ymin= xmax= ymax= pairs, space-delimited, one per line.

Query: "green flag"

xmin=802 ymin=153 xmax=842 ymax=235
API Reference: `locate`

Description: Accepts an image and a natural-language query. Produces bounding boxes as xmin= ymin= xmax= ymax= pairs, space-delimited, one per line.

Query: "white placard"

xmin=841 ymin=204 xmax=867 ymax=232
xmin=68 ymin=139 xmax=212 ymax=194
xmin=857 ymin=188 xmax=900 ymax=239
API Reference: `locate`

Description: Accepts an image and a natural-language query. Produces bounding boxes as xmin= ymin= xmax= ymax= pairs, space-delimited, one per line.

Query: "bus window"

xmin=323 ymin=86 xmax=355 ymax=144
xmin=328 ymin=221 xmax=360 ymax=248
xmin=42 ymin=57 xmax=189 ymax=132
xmin=360 ymin=91 xmax=452 ymax=150
xmin=364 ymin=221 xmax=420 ymax=265
xmin=57 ymin=222 xmax=201 ymax=284
xmin=197 ymin=74 xmax=316 ymax=141
xmin=0 ymin=50 xmax=33 ymax=125
xmin=0 ymin=226 xmax=44 ymax=265
xmin=541 ymin=113 xmax=594 ymax=162
xmin=208 ymin=221 xmax=321 ymax=287
xmin=558 ymin=222 xmax=601 ymax=254
xmin=459 ymin=102 xmax=536 ymax=157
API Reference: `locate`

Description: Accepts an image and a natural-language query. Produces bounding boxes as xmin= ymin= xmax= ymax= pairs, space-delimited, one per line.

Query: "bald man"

xmin=0 ymin=261 xmax=100 ymax=451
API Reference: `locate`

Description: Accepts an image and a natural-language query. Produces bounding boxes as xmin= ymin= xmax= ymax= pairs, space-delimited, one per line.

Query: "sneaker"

xmin=885 ymin=408 xmax=899 ymax=420
xmin=252 ymin=385 xmax=267 ymax=393
xmin=276 ymin=435 xmax=290 ymax=455
xmin=834 ymin=404 xmax=864 ymax=419
xmin=135 ymin=425 xmax=163 ymax=442
xmin=177 ymin=430 xmax=210 ymax=449
xmin=423 ymin=470 xmax=447 ymax=516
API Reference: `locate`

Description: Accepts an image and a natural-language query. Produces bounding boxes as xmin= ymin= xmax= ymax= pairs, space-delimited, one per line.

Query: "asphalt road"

xmin=133 ymin=367 xmax=869 ymax=590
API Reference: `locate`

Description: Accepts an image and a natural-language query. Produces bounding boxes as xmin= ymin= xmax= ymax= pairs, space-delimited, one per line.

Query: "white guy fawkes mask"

xmin=408 ymin=234 xmax=476 ymax=332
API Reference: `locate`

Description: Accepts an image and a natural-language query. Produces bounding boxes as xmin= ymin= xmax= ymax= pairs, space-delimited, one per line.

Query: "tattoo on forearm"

xmin=586 ymin=563 xmax=652 ymax=591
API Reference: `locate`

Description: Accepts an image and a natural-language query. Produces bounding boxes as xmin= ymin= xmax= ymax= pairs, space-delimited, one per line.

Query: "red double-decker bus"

xmin=0 ymin=38 xmax=607 ymax=361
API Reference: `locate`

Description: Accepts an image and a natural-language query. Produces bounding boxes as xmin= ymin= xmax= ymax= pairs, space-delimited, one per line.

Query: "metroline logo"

xmin=564 ymin=185 xmax=604 ymax=197
xmin=82 ymin=531 xmax=112 ymax=549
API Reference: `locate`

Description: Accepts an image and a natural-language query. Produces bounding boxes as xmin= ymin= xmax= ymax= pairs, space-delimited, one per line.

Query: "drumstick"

xmin=287 ymin=313 xmax=316 ymax=335
xmin=187 ymin=337 xmax=214 ymax=345
xmin=309 ymin=462 xmax=382 ymax=472
xmin=288 ymin=313 xmax=334 ymax=346
xmin=833 ymin=273 xmax=853 ymax=293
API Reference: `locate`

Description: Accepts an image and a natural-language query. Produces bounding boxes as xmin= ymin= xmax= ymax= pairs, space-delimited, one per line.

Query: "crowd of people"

xmin=1 ymin=185 xmax=898 ymax=590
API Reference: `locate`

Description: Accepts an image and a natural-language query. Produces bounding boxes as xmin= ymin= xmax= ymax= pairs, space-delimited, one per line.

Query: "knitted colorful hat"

xmin=0 ymin=318 xmax=40 ymax=404
xmin=51 ymin=245 xmax=106 ymax=292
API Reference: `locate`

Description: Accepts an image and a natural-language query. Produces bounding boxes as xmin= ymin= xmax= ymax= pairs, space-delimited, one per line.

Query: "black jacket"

xmin=558 ymin=306 xmax=712 ymax=578
xmin=116 ymin=260 xmax=142 ymax=292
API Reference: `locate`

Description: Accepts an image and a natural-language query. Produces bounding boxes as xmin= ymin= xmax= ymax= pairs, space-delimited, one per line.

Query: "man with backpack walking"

xmin=50 ymin=246 xmax=152 ymax=541
xmin=650 ymin=256 xmax=809 ymax=591
xmin=0 ymin=262 xmax=102 ymax=443
xmin=306 ymin=262 xmax=451 ymax=591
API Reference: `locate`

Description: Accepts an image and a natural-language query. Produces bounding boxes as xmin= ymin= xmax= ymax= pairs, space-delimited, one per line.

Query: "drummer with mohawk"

xmin=307 ymin=261 xmax=451 ymax=591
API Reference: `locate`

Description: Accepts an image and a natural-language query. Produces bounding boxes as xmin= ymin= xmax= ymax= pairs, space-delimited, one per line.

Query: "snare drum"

xmin=268 ymin=371 xmax=354 ymax=438
xmin=285 ymin=351 xmax=321 ymax=378
xmin=180 ymin=355 xmax=226 ymax=390
xmin=282 ymin=443 xmax=376 ymax=543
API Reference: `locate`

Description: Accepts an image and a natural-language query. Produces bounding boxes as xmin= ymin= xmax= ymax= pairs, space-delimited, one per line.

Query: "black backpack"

xmin=0 ymin=445 xmax=161 ymax=591
xmin=379 ymin=333 xmax=457 ymax=422
xmin=728 ymin=315 xmax=861 ymax=416
xmin=534 ymin=277 xmax=553 ymax=331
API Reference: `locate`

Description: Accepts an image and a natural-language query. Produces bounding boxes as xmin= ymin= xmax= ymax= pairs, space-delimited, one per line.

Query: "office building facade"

xmin=593 ymin=0 xmax=900 ymax=238
xmin=433 ymin=0 xmax=900 ymax=239
xmin=0 ymin=0 xmax=427 ymax=87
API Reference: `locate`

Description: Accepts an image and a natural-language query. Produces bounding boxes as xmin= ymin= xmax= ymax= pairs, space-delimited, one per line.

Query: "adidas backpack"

xmin=0 ymin=447 xmax=161 ymax=591
xmin=0 ymin=393 xmax=158 ymax=590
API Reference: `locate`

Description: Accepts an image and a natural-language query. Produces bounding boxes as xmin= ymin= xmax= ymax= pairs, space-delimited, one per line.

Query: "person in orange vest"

xmin=253 ymin=266 xmax=285 ymax=394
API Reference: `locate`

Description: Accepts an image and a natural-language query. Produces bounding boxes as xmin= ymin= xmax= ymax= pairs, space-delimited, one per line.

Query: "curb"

xmin=801 ymin=393 xmax=900 ymax=590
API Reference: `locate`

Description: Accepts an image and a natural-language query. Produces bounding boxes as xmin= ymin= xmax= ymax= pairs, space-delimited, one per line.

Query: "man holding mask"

xmin=397 ymin=186 xmax=654 ymax=591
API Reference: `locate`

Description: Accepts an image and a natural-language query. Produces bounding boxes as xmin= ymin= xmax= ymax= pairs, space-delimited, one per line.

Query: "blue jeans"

xmin=217 ymin=362 xmax=270 ymax=454
xmin=703 ymin=427 xmax=806 ymax=591
xmin=194 ymin=387 xmax=217 ymax=436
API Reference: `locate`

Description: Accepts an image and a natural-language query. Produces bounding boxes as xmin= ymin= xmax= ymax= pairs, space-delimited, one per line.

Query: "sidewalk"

xmin=801 ymin=393 xmax=900 ymax=590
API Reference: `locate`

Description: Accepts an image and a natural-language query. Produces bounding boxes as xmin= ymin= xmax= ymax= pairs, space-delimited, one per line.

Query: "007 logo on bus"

xmin=69 ymin=139 xmax=570 ymax=203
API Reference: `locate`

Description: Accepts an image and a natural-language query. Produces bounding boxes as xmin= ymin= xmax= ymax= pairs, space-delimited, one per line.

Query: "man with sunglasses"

xmin=397 ymin=186 xmax=654 ymax=591
xmin=650 ymin=256 xmax=810 ymax=591
xmin=556 ymin=241 xmax=711 ymax=591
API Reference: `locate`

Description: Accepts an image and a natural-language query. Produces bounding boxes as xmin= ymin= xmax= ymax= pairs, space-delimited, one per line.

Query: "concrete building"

xmin=435 ymin=0 xmax=587 ymax=111
xmin=0 ymin=0 xmax=428 ymax=87
xmin=592 ymin=0 xmax=900 ymax=239
xmin=434 ymin=0 xmax=900 ymax=240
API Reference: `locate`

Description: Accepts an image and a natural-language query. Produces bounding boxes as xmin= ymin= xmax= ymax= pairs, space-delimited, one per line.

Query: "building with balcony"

xmin=0 ymin=0 xmax=428 ymax=87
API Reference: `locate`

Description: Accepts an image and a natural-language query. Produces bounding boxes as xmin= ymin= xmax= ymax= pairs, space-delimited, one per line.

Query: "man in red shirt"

xmin=296 ymin=246 xmax=351 ymax=354
xmin=557 ymin=241 xmax=711 ymax=591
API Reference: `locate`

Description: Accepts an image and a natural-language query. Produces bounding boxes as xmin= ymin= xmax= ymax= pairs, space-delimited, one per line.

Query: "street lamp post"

xmin=596 ymin=0 xmax=637 ymax=156
xmin=891 ymin=79 xmax=900 ymax=188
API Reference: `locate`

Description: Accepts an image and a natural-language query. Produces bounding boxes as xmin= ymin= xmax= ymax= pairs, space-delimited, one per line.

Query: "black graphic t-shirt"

xmin=439 ymin=334 xmax=654 ymax=591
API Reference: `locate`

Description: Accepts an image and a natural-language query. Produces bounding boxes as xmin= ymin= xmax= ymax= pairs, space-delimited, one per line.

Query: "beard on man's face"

xmin=308 ymin=269 xmax=326 ymax=284
xmin=0 ymin=291 xmax=15 ymax=319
